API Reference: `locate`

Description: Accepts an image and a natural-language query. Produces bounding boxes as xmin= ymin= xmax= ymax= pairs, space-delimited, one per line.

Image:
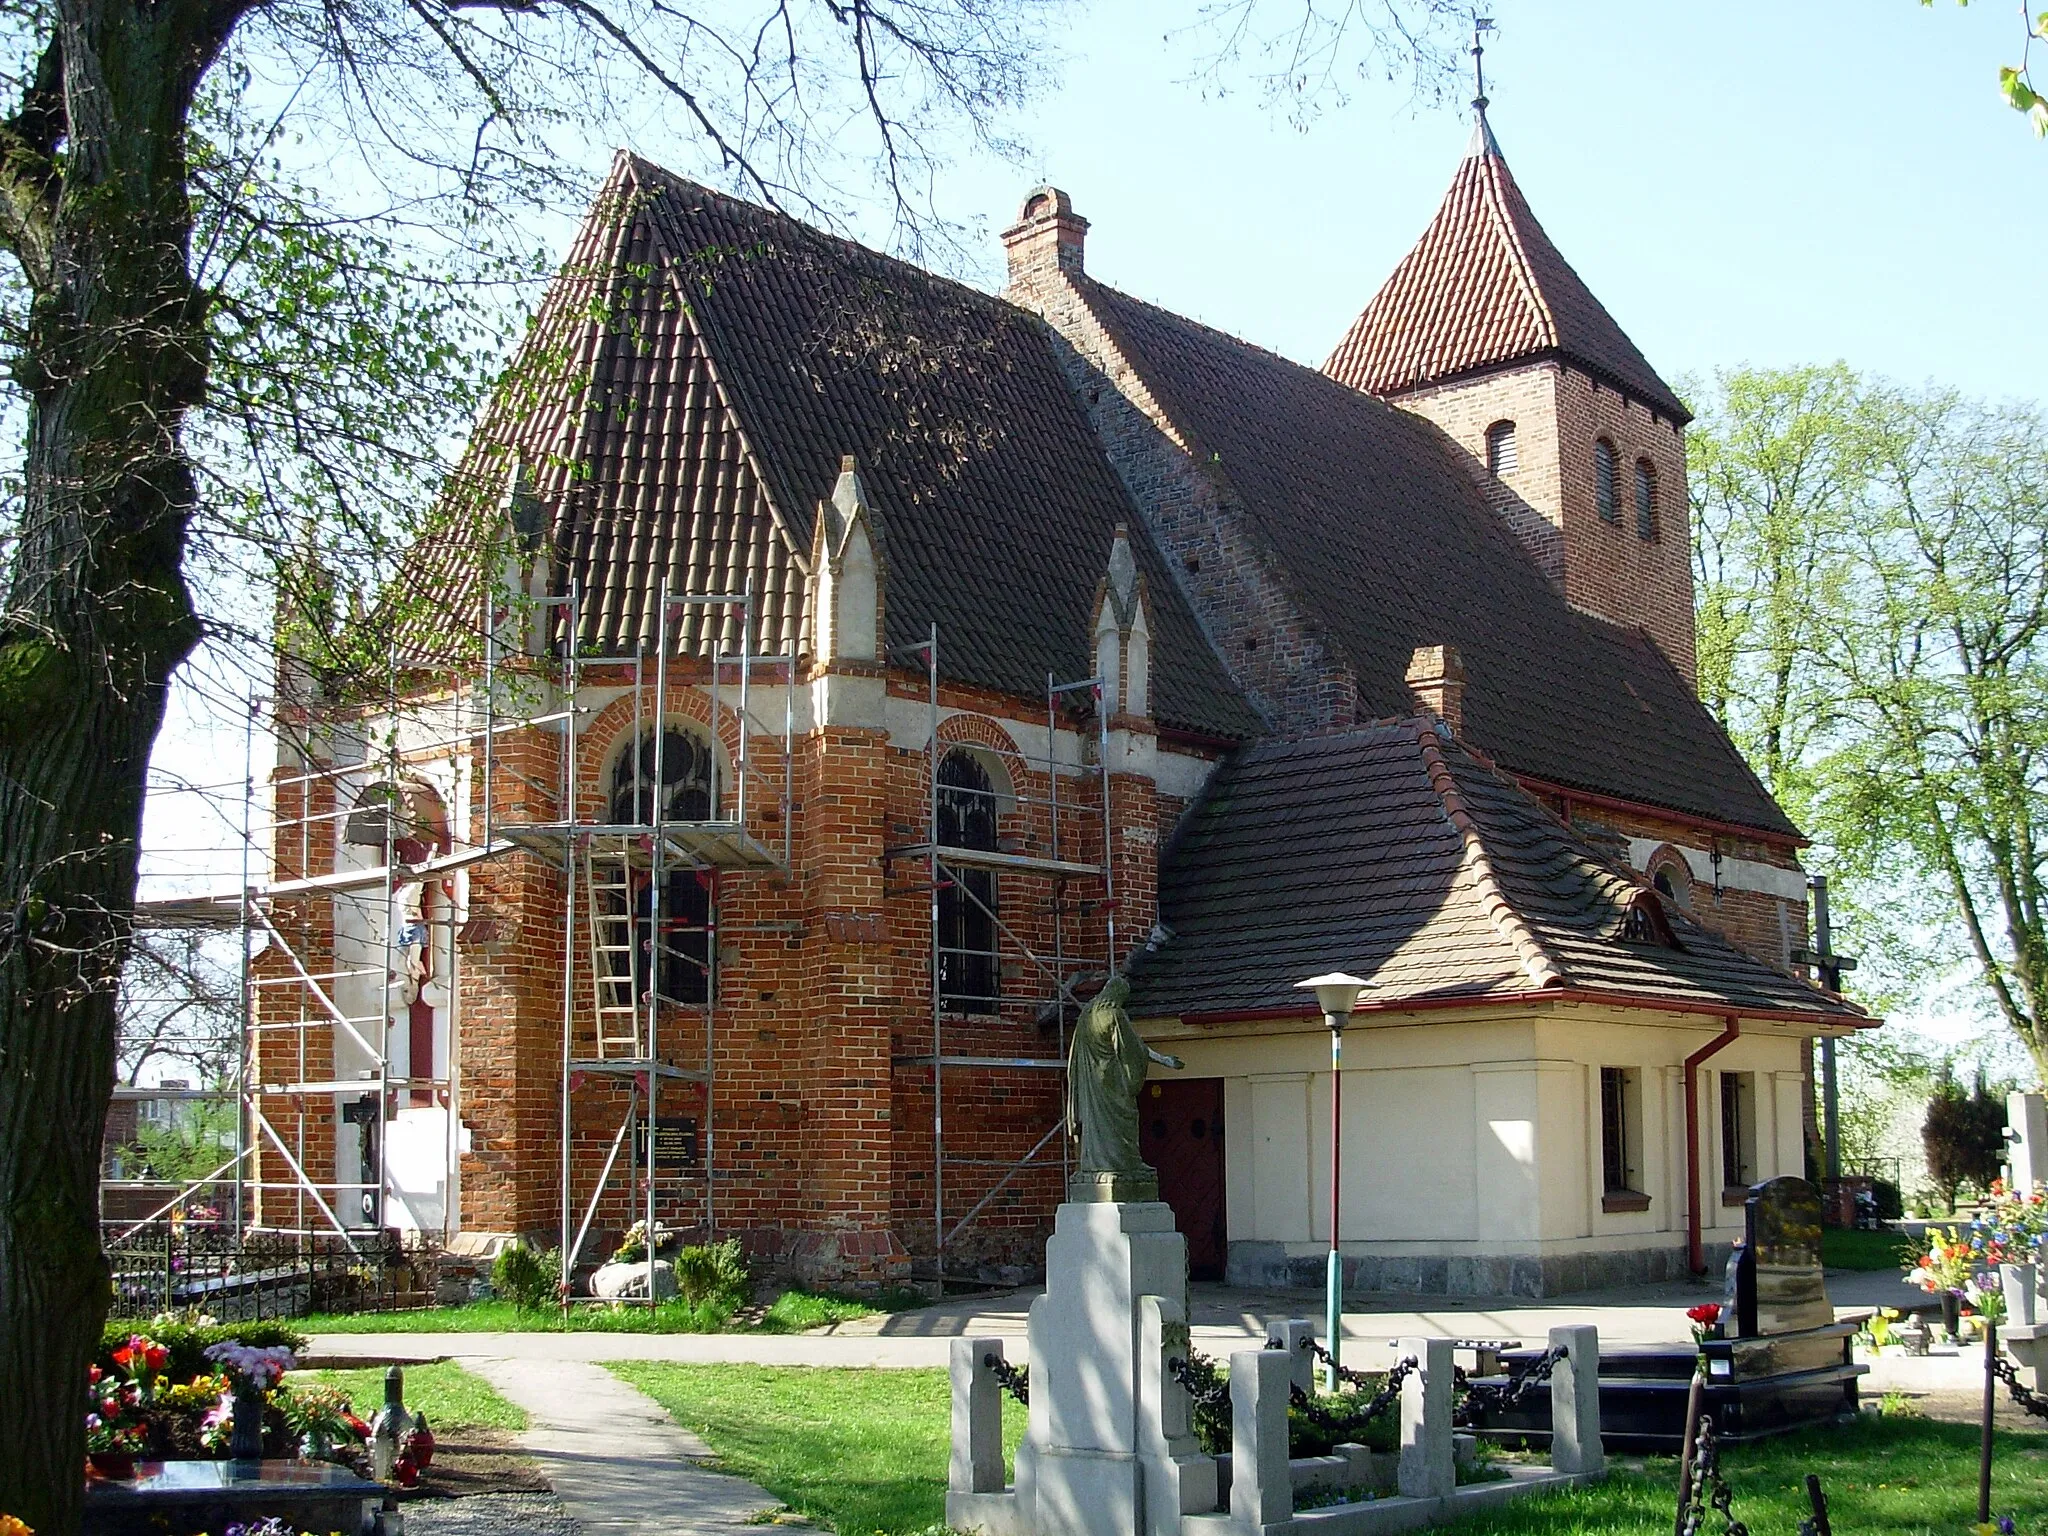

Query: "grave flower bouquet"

xmin=1975 ymin=1178 xmax=2048 ymax=1265
xmin=84 ymin=1365 xmax=146 ymax=1455
xmin=203 ymin=1340 xmax=297 ymax=1390
xmin=1686 ymin=1302 xmax=1722 ymax=1347
xmin=109 ymin=1333 xmax=169 ymax=1402
xmin=1904 ymin=1226 xmax=1976 ymax=1295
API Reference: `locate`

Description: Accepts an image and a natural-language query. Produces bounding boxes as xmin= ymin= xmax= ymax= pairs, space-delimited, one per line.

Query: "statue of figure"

xmin=1067 ymin=975 xmax=1183 ymax=1201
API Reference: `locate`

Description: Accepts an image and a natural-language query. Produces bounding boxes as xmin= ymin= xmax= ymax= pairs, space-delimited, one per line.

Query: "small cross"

xmin=1471 ymin=15 xmax=1496 ymax=114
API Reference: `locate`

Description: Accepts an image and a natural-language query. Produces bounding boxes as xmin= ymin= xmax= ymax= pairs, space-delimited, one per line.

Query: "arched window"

xmin=1651 ymin=858 xmax=1692 ymax=912
xmin=1485 ymin=420 xmax=1518 ymax=476
xmin=1594 ymin=438 xmax=1619 ymax=524
xmin=601 ymin=727 xmax=714 ymax=1007
xmin=608 ymin=725 xmax=714 ymax=824
xmin=1634 ymin=459 xmax=1658 ymax=541
xmin=937 ymin=748 xmax=1000 ymax=1011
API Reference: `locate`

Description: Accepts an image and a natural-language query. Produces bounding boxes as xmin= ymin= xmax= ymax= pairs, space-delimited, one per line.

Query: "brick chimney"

xmin=1406 ymin=643 xmax=1466 ymax=734
xmin=1002 ymin=186 xmax=1087 ymax=287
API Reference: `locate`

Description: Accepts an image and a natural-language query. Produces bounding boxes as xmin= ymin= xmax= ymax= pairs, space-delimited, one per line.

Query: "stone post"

xmin=1397 ymin=1336 xmax=1455 ymax=1501
xmin=1547 ymin=1325 xmax=1604 ymax=1476
xmin=1139 ymin=1296 xmax=1217 ymax=1536
xmin=2010 ymin=1093 xmax=2048 ymax=1197
xmin=1228 ymin=1348 xmax=1292 ymax=1535
xmin=951 ymin=1337 xmax=1008 ymax=1495
xmin=1267 ymin=1319 xmax=1318 ymax=1398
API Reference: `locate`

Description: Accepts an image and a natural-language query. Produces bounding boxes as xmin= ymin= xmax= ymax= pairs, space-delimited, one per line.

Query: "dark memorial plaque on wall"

xmin=636 ymin=1116 xmax=701 ymax=1168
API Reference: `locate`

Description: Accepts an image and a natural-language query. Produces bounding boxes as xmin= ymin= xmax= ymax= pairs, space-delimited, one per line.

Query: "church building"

xmin=249 ymin=105 xmax=1869 ymax=1297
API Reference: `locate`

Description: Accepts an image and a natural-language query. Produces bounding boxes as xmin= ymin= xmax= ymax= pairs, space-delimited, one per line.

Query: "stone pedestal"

xmin=1015 ymin=1201 xmax=1190 ymax=1536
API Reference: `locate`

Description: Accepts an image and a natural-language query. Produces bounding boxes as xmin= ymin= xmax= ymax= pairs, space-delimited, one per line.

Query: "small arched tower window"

xmin=1650 ymin=856 xmax=1692 ymax=912
xmin=1594 ymin=438 xmax=1619 ymax=524
xmin=1635 ymin=459 xmax=1658 ymax=542
xmin=1485 ymin=420 xmax=1518 ymax=477
xmin=937 ymin=748 xmax=1000 ymax=1012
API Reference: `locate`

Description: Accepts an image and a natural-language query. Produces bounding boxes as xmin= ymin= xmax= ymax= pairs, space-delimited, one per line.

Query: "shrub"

xmin=673 ymin=1239 xmax=749 ymax=1309
xmin=491 ymin=1243 xmax=560 ymax=1312
xmin=1924 ymin=1072 xmax=2007 ymax=1210
xmin=100 ymin=1318 xmax=307 ymax=1383
xmin=1871 ymin=1179 xmax=1904 ymax=1220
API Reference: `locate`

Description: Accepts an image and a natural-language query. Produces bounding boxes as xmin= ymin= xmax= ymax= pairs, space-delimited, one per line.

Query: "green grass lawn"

xmin=287 ymin=1361 xmax=528 ymax=1431
xmin=606 ymin=1362 xmax=1024 ymax=1535
xmin=1822 ymin=1226 xmax=1917 ymax=1272
xmin=604 ymin=1364 xmax=2048 ymax=1536
xmin=300 ymin=1288 xmax=907 ymax=1335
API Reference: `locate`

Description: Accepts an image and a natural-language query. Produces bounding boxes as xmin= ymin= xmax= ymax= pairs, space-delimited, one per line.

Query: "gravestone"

xmin=1722 ymin=1175 xmax=1832 ymax=1338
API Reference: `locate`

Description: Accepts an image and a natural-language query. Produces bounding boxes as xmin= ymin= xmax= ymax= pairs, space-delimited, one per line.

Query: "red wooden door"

xmin=1141 ymin=1078 xmax=1228 ymax=1281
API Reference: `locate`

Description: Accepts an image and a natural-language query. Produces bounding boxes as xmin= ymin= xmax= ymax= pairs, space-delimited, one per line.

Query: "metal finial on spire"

xmin=1470 ymin=14 xmax=1495 ymax=116
xmin=1465 ymin=15 xmax=1500 ymax=158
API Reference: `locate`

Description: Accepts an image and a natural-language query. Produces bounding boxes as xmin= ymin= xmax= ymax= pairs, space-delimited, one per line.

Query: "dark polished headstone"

xmin=84 ymin=1459 xmax=388 ymax=1536
xmin=1723 ymin=1176 xmax=1833 ymax=1338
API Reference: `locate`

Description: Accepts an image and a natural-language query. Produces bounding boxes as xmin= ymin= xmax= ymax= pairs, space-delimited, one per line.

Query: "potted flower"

xmin=283 ymin=1384 xmax=370 ymax=1465
xmin=1978 ymin=1180 xmax=2048 ymax=1324
xmin=1904 ymin=1226 xmax=1976 ymax=1341
xmin=85 ymin=1369 xmax=146 ymax=1479
xmin=203 ymin=1341 xmax=296 ymax=1461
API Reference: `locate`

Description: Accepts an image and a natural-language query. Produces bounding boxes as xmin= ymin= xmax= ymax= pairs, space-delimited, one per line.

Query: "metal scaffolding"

xmin=124 ymin=578 xmax=794 ymax=1288
xmin=884 ymin=625 xmax=1115 ymax=1273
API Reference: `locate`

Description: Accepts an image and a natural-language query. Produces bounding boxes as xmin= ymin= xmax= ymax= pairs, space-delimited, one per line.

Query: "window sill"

xmin=1721 ymin=1186 xmax=1752 ymax=1208
xmin=1602 ymin=1190 xmax=1652 ymax=1214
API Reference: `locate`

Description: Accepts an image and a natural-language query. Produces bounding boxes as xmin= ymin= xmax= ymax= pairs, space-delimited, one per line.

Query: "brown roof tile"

xmin=407 ymin=156 xmax=1261 ymax=740
xmin=1072 ymin=278 xmax=1795 ymax=837
xmin=1324 ymin=122 xmax=1689 ymax=423
xmin=1127 ymin=723 xmax=1866 ymax=1023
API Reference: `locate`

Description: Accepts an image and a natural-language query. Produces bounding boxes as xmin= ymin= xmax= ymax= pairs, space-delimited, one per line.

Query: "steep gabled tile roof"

xmin=1071 ymin=277 xmax=1796 ymax=838
xmin=1324 ymin=123 xmax=1689 ymax=423
xmin=410 ymin=156 xmax=1262 ymax=741
xmin=1126 ymin=725 xmax=1865 ymax=1023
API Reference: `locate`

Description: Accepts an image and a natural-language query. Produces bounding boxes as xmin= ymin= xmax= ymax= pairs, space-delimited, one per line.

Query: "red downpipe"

xmin=1685 ymin=1017 xmax=1742 ymax=1275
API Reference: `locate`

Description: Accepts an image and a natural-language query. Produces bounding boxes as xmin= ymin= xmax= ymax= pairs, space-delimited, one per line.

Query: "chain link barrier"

xmin=983 ymin=1351 xmax=1030 ymax=1406
xmin=1288 ymin=1356 xmax=1418 ymax=1443
xmin=1453 ymin=1344 xmax=1568 ymax=1427
xmin=1677 ymin=1414 xmax=1752 ymax=1536
xmin=1168 ymin=1349 xmax=1234 ymax=1452
xmin=1992 ymin=1350 xmax=2048 ymax=1419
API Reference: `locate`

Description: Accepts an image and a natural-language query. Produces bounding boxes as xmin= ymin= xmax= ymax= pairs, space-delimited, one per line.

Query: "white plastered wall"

xmin=1151 ymin=1003 xmax=1810 ymax=1262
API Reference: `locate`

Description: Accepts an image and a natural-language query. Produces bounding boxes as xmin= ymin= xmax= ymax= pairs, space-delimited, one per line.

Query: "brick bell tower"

xmin=1323 ymin=52 xmax=1697 ymax=688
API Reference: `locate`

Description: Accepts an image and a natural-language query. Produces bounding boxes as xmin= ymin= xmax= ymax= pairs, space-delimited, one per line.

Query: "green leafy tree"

xmin=0 ymin=1 xmax=1470 ymax=1524
xmin=1924 ymin=1 xmax=2048 ymax=136
xmin=1923 ymin=1069 xmax=2009 ymax=1210
xmin=1691 ymin=370 xmax=2048 ymax=1080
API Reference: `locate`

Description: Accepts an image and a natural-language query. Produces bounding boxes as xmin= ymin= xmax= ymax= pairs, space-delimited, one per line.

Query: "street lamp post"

xmin=1298 ymin=972 xmax=1372 ymax=1393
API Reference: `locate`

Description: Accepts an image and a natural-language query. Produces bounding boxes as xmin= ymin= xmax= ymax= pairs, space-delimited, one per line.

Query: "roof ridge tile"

xmin=1411 ymin=719 xmax=1567 ymax=991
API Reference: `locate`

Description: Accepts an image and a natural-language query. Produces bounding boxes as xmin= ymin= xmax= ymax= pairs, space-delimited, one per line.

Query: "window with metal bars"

xmin=1634 ymin=458 xmax=1658 ymax=541
xmin=937 ymin=749 xmax=1000 ymax=1011
xmin=1594 ymin=438 xmax=1619 ymax=523
xmin=1600 ymin=1068 xmax=1630 ymax=1192
xmin=1721 ymin=1071 xmax=1756 ymax=1189
xmin=1485 ymin=419 xmax=1518 ymax=476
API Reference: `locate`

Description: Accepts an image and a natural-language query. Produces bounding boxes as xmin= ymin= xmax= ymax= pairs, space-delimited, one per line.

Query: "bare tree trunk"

xmin=0 ymin=0 xmax=231 ymax=1523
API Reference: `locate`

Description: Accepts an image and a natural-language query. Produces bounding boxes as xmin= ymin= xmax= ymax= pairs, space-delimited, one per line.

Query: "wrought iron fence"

xmin=102 ymin=1223 xmax=447 ymax=1321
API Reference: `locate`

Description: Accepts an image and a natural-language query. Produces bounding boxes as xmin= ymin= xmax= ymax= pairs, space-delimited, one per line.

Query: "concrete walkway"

xmin=462 ymin=1355 xmax=791 ymax=1536
xmin=311 ymin=1270 xmax=1920 ymax=1371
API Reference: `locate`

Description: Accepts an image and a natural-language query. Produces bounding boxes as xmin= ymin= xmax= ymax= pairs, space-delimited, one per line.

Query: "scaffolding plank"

xmin=134 ymin=840 xmax=517 ymax=926
xmin=894 ymin=1055 xmax=1067 ymax=1070
xmin=501 ymin=822 xmax=783 ymax=870
xmin=885 ymin=843 xmax=1104 ymax=879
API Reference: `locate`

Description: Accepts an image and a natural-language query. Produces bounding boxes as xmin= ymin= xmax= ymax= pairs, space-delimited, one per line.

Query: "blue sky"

xmin=895 ymin=0 xmax=2042 ymax=403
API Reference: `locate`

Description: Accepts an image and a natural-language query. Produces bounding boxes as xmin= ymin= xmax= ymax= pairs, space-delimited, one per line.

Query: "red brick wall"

xmin=1392 ymin=362 xmax=1696 ymax=687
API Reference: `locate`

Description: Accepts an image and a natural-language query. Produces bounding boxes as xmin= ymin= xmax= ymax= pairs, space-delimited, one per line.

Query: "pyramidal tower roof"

xmin=1323 ymin=113 xmax=1689 ymax=424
